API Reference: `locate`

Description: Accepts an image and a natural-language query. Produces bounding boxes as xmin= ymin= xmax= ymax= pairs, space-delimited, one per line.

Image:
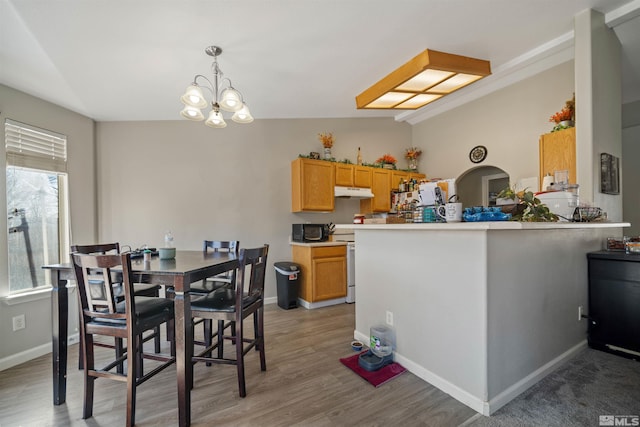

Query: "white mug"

xmin=437 ymin=202 xmax=463 ymax=222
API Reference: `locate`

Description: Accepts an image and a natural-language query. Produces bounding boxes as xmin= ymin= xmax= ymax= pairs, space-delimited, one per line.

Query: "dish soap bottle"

xmin=164 ymin=231 xmax=174 ymax=248
xmin=357 ymin=147 xmax=362 ymax=165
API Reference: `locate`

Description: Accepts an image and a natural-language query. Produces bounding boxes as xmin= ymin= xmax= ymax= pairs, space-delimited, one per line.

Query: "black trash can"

xmin=274 ymin=262 xmax=301 ymax=310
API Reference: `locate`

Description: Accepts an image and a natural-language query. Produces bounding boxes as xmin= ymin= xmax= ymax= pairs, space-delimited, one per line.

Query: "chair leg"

xmin=153 ymin=326 xmax=161 ymax=354
xmin=136 ymin=335 xmax=144 ymax=380
xmin=126 ymin=335 xmax=138 ymax=427
xmin=234 ymin=320 xmax=246 ymax=398
xmin=257 ymin=308 xmax=266 ymax=371
xmin=82 ymin=333 xmax=95 ymax=419
xmin=204 ymin=319 xmax=213 ymax=366
xmin=78 ymin=337 xmax=84 ymax=370
xmin=217 ymin=320 xmax=225 ymax=359
xmin=116 ymin=338 xmax=124 ymax=374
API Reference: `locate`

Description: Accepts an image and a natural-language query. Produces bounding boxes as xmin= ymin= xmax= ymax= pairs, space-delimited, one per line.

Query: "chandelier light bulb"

xmin=205 ymin=109 xmax=227 ymax=128
xmin=219 ymin=87 xmax=243 ymax=112
xmin=232 ymin=104 xmax=254 ymax=123
xmin=180 ymin=85 xmax=207 ymax=108
xmin=180 ymin=105 xmax=204 ymax=121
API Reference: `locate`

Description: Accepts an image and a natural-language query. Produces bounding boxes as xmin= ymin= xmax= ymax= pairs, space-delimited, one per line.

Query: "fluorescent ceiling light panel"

xmin=355 ymin=49 xmax=491 ymax=110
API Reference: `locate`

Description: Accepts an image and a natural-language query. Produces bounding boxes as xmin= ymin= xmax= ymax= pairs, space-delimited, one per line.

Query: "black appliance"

xmin=292 ymin=223 xmax=330 ymax=243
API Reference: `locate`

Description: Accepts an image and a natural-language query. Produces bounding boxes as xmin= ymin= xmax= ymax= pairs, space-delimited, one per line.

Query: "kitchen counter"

xmin=289 ymin=240 xmax=347 ymax=247
xmin=352 ymin=221 xmax=629 ymax=416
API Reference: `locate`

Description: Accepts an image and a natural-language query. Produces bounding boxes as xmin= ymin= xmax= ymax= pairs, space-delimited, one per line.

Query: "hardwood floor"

xmin=0 ymin=303 xmax=476 ymax=426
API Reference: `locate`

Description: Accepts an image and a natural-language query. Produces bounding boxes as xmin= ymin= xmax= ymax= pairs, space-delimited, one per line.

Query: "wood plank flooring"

xmin=0 ymin=303 xmax=477 ymax=426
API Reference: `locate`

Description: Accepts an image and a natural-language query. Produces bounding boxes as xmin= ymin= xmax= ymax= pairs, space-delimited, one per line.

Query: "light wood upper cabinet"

xmin=539 ymin=127 xmax=576 ymax=191
xmin=391 ymin=171 xmax=409 ymax=191
xmin=335 ymin=163 xmax=354 ymax=187
xmin=354 ymin=166 xmax=372 ymax=188
xmin=291 ymin=158 xmax=335 ymax=212
xmin=292 ymin=245 xmax=347 ymax=302
xmin=360 ymin=168 xmax=391 ymax=213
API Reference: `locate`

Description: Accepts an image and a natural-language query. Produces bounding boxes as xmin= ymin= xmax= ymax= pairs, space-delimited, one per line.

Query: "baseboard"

xmin=486 ymin=340 xmax=587 ymax=414
xmin=264 ymin=296 xmax=277 ymax=305
xmin=297 ymin=297 xmax=346 ymax=309
xmin=353 ymin=329 xmax=587 ymax=416
xmin=0 ymin=333 xmax=79 ymax=372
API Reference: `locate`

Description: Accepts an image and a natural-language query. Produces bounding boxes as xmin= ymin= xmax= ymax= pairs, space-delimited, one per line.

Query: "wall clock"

xmin=469 ymin=145 xmax=487 ymax=163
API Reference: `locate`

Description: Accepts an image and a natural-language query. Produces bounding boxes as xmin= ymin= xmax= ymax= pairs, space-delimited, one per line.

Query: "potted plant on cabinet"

xmin=375 ymin=154 xmax=397 ymax=169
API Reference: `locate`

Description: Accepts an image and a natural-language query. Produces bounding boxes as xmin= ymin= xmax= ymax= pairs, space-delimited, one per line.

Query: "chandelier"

xmin=180 ymin=45 xmax=253 ymax=128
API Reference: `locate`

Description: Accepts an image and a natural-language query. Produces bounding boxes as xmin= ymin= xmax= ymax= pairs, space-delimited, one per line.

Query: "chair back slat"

xmin=204 ymin=240 xmax=240 ymax=284
xmin=72 ymin=253 xmax=134 ymax=322
xmin=235 ymin=245 xmax=269 ymax=304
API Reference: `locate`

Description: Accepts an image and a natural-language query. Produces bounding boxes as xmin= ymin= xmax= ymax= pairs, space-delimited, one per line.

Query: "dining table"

xmin=43 ymin=250 xmax=238 ymax=427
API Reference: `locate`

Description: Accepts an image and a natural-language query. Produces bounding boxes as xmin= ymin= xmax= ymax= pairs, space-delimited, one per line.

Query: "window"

xmin=5 ymin=119 xmax=70 ymax=295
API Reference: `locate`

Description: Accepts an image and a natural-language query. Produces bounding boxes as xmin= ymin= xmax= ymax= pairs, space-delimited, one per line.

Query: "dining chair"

xmin=190 ymin=244 xmax=269 ymax=398
xmin=71 ymin=243 xmax=163 ymax=371
xmin=166 ymin=240 xmax=239 ymax=360
xmin=72 ymin=252 xmax=175 ymax=427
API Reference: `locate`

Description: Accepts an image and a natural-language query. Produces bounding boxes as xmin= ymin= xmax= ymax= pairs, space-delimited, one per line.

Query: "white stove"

xmin=332 ymin=229 xmax=355 ymax=303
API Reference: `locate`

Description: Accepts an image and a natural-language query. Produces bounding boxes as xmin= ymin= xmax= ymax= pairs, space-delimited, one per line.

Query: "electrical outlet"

xmin=386 ymin=311 xmax=393 ymax=326
xmin=12 ymin=314 xmax=25 ymax=331
xmin=578 ymin=305 xmax=583 ymax=321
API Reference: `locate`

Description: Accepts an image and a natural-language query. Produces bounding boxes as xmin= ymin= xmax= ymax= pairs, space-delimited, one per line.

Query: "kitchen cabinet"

xmin=539 ymin=127 xmax=576 ymax=190
xmin=291 ymin=158 xmax=335 ymax=212
xmin=292 ymin=244 xmax=347 ymax=302
xmin=354 ymin=165 xmax=372 ymax=188
xmin=360 ymin=168 xmax=391 ymax=213
xmin=335 ymin=163 xmax=354 ymax=187
xmin=391 ymin=171 xmax=426 ymax=191
xmin=335 ymin=164 xmax=372 ymax=188
xmin=587 ymin=251 xmax=640 ymax=358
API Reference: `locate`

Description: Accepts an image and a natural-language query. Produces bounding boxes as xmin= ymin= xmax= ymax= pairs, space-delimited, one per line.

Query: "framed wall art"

xmin=600 ymin=153 xmax=619 ymax=195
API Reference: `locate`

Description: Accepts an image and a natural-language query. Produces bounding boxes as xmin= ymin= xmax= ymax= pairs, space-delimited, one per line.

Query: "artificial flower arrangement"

xmin=318 ymin=132 xmax=334 ymax=148
xmin=405 ymin=147 xmax=422 ymax=160
xmin=375 ymin=153 xmax=397 ymax=166
xmin=549 ymin=94 xmax=575 ymax=132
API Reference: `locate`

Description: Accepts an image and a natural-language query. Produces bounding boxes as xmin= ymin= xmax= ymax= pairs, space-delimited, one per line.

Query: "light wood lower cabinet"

xmin=292 ymin=245 xmax=347 ymax=302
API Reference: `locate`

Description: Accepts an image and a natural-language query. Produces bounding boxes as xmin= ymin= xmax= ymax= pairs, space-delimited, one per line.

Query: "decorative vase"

xmin=559 ymin=120 xmax=575 ymax=128
xmin=323 ymin=147 xmax=332 ymax=159
xmin=408 ymin=157 xmax=418 ymax=170
xmin=382 ymin=163 xmax=394 ymax=170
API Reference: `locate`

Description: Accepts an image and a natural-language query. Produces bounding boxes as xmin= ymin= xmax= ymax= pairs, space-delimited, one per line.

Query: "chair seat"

xmin=90 ymin=296 xmax=173 ymax=326
xmin=191 ymin=288 xmax=260 ymax=313
xmin=166 ymin=279 xmax=231 ymax=296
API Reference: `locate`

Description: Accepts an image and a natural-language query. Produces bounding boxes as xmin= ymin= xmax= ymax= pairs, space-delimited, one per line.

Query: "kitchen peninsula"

xmin=346 ymin=221 xmax=629 ymax=415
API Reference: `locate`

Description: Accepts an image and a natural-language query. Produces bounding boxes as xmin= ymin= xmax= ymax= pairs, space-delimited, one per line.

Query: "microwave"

xmin=292 ymin=224 xmax=330 ymax=243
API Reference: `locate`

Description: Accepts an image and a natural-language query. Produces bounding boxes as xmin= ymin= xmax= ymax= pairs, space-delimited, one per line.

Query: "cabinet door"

xmin=410 ymin=172 xmax=426 ymax=181
xmin=360 ymin=168 xmax=391 ymax=213
xmin=539 ymin=127 xmax=576 ymax=190
xmin=391 ymin=171 xmax=409 ymax=192
xmin=312 ymin=255 xmax=347 ymax=300
xmin=354 ymin=166 xmax=372 ymax=188
xmin=291 ymin=158 xmax=335 ymax=212
xmin=335 ymin=163 xmax=354 ymax=187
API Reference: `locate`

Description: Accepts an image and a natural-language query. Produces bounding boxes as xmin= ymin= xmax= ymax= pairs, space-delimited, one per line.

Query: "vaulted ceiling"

xmin=1 ymin=0 xmax=639 ymax=122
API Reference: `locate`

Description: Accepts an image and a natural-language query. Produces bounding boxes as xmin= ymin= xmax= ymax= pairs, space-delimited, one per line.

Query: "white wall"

xmin=95 ymin=118 xmax=412 ymax=300
xmin=0 ymin=84 xmax=95 ymax=365
xmin=411 ymin=61 xmax=575 ymax=187
xmin=622 ymin=124 xmax=640 ymax=235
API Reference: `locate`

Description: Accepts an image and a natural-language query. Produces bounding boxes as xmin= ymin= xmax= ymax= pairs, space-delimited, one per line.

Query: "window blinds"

xmin=5 ymin=119 xmax=67 ymax=173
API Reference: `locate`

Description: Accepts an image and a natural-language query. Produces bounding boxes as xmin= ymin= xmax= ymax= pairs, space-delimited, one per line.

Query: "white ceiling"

xmin=1 ymin=0 xmax=639 ymax=123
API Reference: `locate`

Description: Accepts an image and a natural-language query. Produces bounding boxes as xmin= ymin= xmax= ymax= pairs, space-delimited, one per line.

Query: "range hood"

xmin=335 ymin=186 xmax=374 ymax=199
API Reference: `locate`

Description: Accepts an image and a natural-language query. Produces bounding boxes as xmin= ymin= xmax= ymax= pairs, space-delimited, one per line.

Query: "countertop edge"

xmin=289 ymin=241 xmax=348 ymax=247
xmin=340 ymin=222 xmax=630 ymax=231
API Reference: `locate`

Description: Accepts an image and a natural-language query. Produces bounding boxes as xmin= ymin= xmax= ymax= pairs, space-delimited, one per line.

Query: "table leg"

xmin=174 ymin=277 xmax=192 ymax=427
xmin=51 ymin=273 xmax=68 ymax=405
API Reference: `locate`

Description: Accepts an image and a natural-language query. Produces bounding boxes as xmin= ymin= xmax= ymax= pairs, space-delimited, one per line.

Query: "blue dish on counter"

xmin=463 ymin=206 xmax=512 ymax=222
